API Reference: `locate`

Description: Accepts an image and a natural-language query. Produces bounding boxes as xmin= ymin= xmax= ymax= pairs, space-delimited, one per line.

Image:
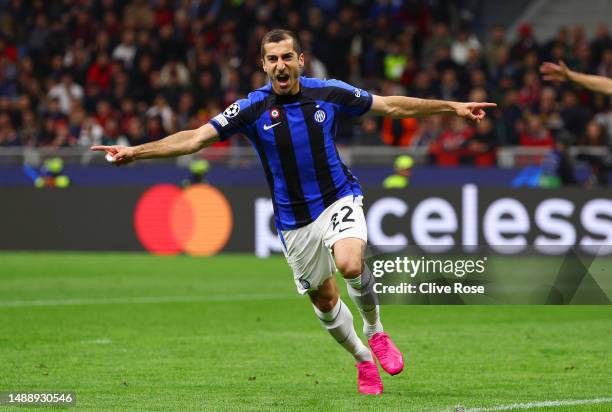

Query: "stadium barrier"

xmin=1 ymin=184 xmax=610 ymax=256
xmin=0 ymin=146 xmax=608 ymax=168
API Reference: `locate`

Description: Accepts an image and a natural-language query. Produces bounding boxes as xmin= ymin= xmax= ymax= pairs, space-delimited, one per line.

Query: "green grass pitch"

xmin=0 ymin=253 xmax=610 ymax=411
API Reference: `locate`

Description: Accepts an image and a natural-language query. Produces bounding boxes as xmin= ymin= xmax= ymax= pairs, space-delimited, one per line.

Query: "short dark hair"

xmin=260 ymin=29 xmax=302 ymax=59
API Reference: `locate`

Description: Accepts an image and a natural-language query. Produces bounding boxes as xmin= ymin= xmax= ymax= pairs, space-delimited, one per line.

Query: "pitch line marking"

xmin=0 ymin=294 xmax=296 ymax=308
xmin=455 ymin=397 xmax=612 ymax=411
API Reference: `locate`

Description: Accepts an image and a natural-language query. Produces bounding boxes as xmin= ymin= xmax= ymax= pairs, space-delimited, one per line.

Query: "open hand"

xmin=90 ymin=145 xmax=136 ymax=166
xmin=539 ymin=60 xmax=571 ymax=82
xmin=455 ymin=102 xmax=497 ymax=123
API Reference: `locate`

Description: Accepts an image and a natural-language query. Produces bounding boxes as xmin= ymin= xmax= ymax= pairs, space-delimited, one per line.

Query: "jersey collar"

xmin=272 ymin=79 xmax=302 ymax=104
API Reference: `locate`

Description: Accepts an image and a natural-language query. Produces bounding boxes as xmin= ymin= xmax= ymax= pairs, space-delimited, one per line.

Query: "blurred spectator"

xmin=422 ymin=22 xmax=452 ymax=67
xmin=78 ymin=116 xmax=104 ymax=147
xmin=48 ymin=72 xmax=84 ymax=115
xmin=590 ymin=24 xmax=612 ymax=63
xmin=381 ymin=116 xmax=419 ymax=146
xmin=384 ymin=41 xmax=407 ymax=81
xmin=430 ymin=117 xmax=475 ymax=166
xmin=124 ymin=0 xmax=155 ymax=30
xmin=578 ymin=120 xmax=607 ymax=146
xmin=125 ymin=117 xmax=147 ymax=146
xmin=113 ymin=30 xmax=138 ymax=70
xmin=86 ymin=52 xmax=113 ymax=92
xmin=518 ymin=70 xmax=541 ymax=106
xmin=412 ymin=115 xmax=444 ymax=147
xmin=511 ymin=23 xmax=539 ymax=61
xmin=485 ymin=25 xmax=507 ymax=71
xmin=0 ymin=112 xmax=20 ymax=146
xmin=450 ymin=28 xmax=481 ymax=66
xmin=596 ymin=48 xmax=612 ymax=77
xmin=49 ymin=120 xmax=77 ymax=147
xmin=145 ymin=115 xmax=166 ymax=141
xmin=467 ymin=117 xmax=497 ymax=166
xmin=520 ymin=115 xmax=554 ymax=147
xmin=594 ymin=99 xmax=612 ymax=145
xmin=438 ymin=68 xmax=463 ymax=101
xmin=559 ymin=90 xmax=589 ymax=137
xmin=18 ymin=110 xmax=39 ymax=146
xmin=540 ymin=134 xmax=577 ymax=187
xmin=146 ymin=94 xmax=174 ymax=133
xmin=383 ymin=155 xmax=413 ymax=189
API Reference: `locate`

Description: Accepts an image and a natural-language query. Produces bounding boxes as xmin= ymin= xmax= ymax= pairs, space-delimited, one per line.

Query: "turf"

xmin=0 ymin=253 xmax=610 ymax=411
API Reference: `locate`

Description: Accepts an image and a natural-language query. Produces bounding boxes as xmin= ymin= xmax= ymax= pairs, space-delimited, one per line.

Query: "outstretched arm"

xmin=90 ymin=123 xmax=220 ymax=165
xmin=368 ymin=95 xmax=496 ymax=122
xmin=540 ymin=60 xmax=612 ymax=95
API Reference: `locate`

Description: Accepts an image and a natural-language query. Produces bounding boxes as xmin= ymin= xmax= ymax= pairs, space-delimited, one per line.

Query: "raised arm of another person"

xmin=540 ymin=60 xmax=612 ymax=95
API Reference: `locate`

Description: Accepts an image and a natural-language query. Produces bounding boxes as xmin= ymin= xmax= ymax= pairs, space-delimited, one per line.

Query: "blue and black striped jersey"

xmin=209 ymin=76 xmax=373 ymax=230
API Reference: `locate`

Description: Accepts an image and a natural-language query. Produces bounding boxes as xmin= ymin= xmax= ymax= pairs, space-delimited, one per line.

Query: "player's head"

xmin=261 ymin=29 xmax=304 ymax=95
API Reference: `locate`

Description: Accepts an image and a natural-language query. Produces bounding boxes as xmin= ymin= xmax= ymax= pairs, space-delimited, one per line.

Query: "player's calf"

xmin=309 ymin=280 xmax=373 ymax=365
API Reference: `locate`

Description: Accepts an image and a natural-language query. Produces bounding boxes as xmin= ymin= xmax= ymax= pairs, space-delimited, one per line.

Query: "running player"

xmin=92 ymin=29 xmax=496 ymax=395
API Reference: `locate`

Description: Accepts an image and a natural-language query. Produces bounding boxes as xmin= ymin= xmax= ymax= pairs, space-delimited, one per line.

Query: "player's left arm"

xmin=368 ymin=95 xmax=497 ymax=122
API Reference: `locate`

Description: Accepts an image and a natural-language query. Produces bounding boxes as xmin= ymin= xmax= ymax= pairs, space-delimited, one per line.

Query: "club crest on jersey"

xmin=299 ymin=278 xmax=311 ymax=290
xmin=314 ymin=109 xmax=326 ymax=123
xmin=354 ymin=88 xmax=362 ymax=97
xmin=270 ymin=108 xmax=280 ymax=119
xmin=223 ymin=102 xmax=240 ymax=118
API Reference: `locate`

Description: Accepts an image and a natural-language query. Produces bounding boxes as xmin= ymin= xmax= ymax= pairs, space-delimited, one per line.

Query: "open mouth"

xmin=276 ymin=73 xmax=290 ymax=88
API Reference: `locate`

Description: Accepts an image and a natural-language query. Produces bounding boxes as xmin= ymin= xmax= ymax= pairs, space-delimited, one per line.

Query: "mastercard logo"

xmin=134 ymin=184 xmax=233 ymax=256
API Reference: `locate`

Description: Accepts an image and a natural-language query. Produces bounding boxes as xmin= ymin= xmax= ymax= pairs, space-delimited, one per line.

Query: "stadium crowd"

xmin=0 ymin=0 xmax=611 ymax=167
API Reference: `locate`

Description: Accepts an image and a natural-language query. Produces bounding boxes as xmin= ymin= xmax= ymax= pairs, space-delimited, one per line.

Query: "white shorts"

xmin=280 ymin=195 xmax=368 ymax=294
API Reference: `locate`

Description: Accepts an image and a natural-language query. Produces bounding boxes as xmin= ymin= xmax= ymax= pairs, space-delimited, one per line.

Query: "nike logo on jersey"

xmin=338 ymin=227 xmax=354 ymax=233
xmin=263 ymin=122 xmax=281 ymax=131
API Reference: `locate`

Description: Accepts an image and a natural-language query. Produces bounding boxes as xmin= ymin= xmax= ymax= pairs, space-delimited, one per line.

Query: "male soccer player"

xmin=92 ymin=29 xmax=495 ymax=395
xmin=540 ymin=60 xmax=612 ymax=95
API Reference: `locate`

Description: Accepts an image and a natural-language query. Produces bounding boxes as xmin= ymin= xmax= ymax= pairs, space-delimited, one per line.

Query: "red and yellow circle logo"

xmin=134 ymin=184 xmax=233 ymax=256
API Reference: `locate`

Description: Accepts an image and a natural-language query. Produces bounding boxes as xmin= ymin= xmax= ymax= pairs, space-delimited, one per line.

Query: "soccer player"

xmin=540 ymin=60 xmax=612 ymax=95
xmin=92 ymin=29 xmax=496 ymax=395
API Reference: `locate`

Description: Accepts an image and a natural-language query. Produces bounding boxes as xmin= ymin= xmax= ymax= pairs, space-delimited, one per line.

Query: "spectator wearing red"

xmin=430 ymin=117 xmax=475 ymax=166
xmin=94 ymin=100 xmax=115 ymax=130
xmin=467 ymin=118 xmax=497 ymax=166
xmin=520 ymin=115 xmax=554 ymax=147
xmin=86 ymin=52 xmax=113 ymax=92
xmin=518 ymin=70 xmax=541 ymax=106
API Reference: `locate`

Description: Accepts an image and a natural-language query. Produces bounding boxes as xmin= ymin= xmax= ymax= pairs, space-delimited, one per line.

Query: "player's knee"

xmin=312 ymin=294 xmax=338 ymax=313
xmin=336 ymin=257 xmax=363 ymax=279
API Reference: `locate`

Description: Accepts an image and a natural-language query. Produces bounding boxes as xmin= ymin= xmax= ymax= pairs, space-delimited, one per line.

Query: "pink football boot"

xmin=368 ymin=332 xmax=404 ymax=375
xmin=356 ymin=360 xmax=383 ymax=395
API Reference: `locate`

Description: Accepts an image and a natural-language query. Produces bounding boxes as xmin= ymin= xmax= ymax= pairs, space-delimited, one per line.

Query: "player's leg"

xmin=332 ymin=237 xmax=383 ymax=338
xmin=307 ymin=276 xmax=371 ymax=362
xmin=308 ymin=276 xmax=382 ymax=395
xmin=326 ymin=195 xmax=404 ymax=376
xmin=333 ymin=237 xmax=404 ymax=376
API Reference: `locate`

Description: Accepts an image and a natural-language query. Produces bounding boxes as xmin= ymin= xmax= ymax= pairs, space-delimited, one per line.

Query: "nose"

xmin=277 ymin=60 xmax=286 ymax=71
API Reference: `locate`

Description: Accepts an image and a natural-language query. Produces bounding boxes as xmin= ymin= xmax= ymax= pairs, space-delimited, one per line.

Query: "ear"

xmin=298 ymin=53 xmax=304 ymax=68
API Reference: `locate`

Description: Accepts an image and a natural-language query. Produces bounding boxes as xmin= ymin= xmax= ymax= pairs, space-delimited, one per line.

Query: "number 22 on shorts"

xmin=331 ymin=205 xmax=355 ymax=231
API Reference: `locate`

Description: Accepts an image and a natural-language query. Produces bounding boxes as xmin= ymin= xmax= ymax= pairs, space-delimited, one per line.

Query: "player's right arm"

xmin=540 ymin=60 xmax=612 ymax=95
xmin=90 ymin=123 xmax=219 ymax=166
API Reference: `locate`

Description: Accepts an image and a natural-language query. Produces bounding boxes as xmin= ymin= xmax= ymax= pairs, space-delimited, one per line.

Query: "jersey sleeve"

xmin=325 ymin=79 xmax=373 ymax=117
xmin=208 ymin=98 xmax=254 ymax=141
